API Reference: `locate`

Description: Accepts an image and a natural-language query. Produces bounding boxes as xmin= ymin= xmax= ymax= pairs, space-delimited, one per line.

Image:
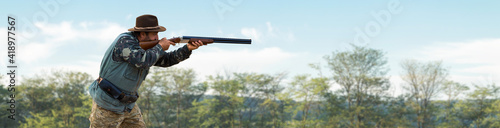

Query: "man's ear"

xmin=137 ymin=32 xmax=147 ymax=41
xmin=140 ymin=32 xmax=146 ymax=38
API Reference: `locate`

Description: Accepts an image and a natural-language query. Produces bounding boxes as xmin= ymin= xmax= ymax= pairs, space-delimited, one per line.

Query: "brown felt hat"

xmin=128 ymin=14 xmax=166 ymax=32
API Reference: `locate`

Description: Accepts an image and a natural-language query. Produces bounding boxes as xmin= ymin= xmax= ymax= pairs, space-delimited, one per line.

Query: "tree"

xmin=0 ymin=75 xmax=21 ymax=127
xmin=259 ymin=73 xmax=286 ymax=128
xmin=18 ymin=70 xmax=93 ymax=128
xmin=276 ymin=87 xmax=296 ymax=127
xmin=138 ymin=67 xmax=206 ymax=127
xmin=165 ymin=68 xmax=198 ymax=128
xmin=377 ymin=95 xmax=414 ymax=127
xmin=456 ymin=82 xmax=499 ymax=127
xmin=400 ymin=59 xmax=448 ymax=128
xmin=137 ymin=67 xmax=168 ymax=127
xmin=324 ymin=45 xmax=390 ymax=127
xmin=234 ymin=72 xmax=265 ymax=127
xmin=438 ymin=80 xmax=469 ymax=127
xmin=189 ymin=73 xmax=244 ymax=128
xmin=289 ymin=75 xmax=329 ymax=127
xmin=482 ymin=99 xmax=500 ymax=127
xmin=321 ymin=91 xmax=349 ymax=127
xmin=233 ymin=72 xmax=286 ymax=127
xmin=481 ymin=82 xmax=500 ymax=127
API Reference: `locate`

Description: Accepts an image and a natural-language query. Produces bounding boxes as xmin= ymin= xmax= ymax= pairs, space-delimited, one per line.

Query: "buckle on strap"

xmin=97 ymin=77 xmax=103 ymax=84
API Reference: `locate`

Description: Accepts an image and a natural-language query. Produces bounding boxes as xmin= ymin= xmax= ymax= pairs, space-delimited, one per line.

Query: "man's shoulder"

xmin=117 ymin=32 xmax=136 ymax=40
xmin=113 ymin=32 xmax=139 ymax=47
xmin=110 ymin=32 xmax=138 ymax=60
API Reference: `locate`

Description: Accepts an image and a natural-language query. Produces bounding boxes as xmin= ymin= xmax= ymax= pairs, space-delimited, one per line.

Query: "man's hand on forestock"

xmin=187 ymin=40 xmax=205 ymax=51
xmin=158 ymin=37 xmax=175 ymax=51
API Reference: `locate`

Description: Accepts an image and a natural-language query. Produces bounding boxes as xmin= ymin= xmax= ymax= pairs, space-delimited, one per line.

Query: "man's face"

xmin=139 ymin=32 xmax=159 ymax=41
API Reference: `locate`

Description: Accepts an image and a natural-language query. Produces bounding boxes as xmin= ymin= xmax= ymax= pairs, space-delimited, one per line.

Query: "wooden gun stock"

xmin=139 ymin=38 xmax=179 ymax=50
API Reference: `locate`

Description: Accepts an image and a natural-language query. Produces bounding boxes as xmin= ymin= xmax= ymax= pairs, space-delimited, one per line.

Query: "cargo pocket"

xmin=123 ymin=66 xmax=139 ymax=81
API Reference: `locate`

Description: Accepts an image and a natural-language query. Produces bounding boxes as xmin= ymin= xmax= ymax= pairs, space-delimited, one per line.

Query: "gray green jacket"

xmin=89 ymin=32 xmax=191 ymax=114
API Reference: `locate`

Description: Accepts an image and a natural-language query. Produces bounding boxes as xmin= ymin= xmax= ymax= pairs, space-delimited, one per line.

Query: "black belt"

xmin=97 ymin=77 xmax=139 ymax=103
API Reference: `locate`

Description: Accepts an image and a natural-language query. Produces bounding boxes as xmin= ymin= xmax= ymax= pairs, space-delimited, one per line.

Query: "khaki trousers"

xmin=89 ymin=101 xmax=146 ymax=128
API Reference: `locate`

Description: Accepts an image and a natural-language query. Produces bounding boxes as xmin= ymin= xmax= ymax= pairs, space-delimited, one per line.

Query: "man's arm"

xmin=154 ymin=40 xmax=204 ymax=67
xmin=112 ymin=35 xmax=165 ymax=69
xmin=154 ymin=45 xmax=192 ymax=67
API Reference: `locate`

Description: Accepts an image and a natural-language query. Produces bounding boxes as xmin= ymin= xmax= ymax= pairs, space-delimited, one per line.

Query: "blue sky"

xmin=2 ymin=0 xmax=499 ymax=98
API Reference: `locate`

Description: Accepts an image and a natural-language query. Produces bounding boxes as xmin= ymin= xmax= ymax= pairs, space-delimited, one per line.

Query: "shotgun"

xmin=139 ymin=36 xmax=252 ymax=50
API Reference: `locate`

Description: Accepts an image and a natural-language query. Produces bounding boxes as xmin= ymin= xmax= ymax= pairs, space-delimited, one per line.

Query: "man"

xmin=88 ymin=14 xmax=204 ymax=127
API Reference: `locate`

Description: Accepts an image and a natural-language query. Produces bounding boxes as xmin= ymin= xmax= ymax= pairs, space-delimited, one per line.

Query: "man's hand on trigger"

xmin=187 ymin=40 xmax=205 ymax=51
xmin=158 ymin=37 xmax=175 ymax=51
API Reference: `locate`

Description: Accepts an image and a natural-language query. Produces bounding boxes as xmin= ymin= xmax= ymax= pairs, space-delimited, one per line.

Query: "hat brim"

xmin=128 ymin=26 xmax=166 ymax=32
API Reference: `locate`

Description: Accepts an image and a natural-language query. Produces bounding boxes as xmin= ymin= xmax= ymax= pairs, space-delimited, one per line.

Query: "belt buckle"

xmin=97 ymin=77 xmax=103 ymax=84
xmin=119 ymin=94 xmax=138 ymax=103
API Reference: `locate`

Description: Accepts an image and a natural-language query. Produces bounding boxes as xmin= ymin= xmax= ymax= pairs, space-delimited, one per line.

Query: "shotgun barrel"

xmin=139 ymin=36 xmax=251 ymax=50
xmin=179 ymin=36 xmax=252 ymax=44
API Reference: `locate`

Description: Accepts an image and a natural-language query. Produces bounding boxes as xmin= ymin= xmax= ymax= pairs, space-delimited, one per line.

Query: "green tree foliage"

xmin=289 ymin=75 xmax=328 ymax=128
xmin=234 ymin=72 xmax=286 ymax=127
xmin=3 ymin=48 xmax=500 ymax=128
xmin=324 ymin=45 xmax=390 ymax=127
xmin=378 ymin=96 xmax=414 ymax=127
xmin=401 ymin=59 xmax=448 ymax=128
xmin=437 ymin=80 xmax=469 ymax=127
xmin=165 ymin=68 xmax=203 ymax=128
xmin=0 ymin=75 xmax=21 ymax=127
xmin=137 ymin=67 xmax=166 ymax=127
xmin=137 ymin=67 xmax=206 ymax=128
xmin=482 ymin=100 xmax=500 ymax=127
xmin=17 ymin=70 xmax=93 ymax=128
xmin=189 ymin=73 xmax=244 ymax=128
xmin=455 ymin=82 xmax=499 ymax=127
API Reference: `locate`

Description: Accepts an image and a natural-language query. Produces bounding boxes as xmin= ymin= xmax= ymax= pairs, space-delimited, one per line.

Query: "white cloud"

xmin=18 ymin=21 xmax=126 ymax=63
xmin=14 ymin=21 xmax=127 ymax=78
xmin=423 ymin=39 xmax=500 ymax=64
xmin=0 ymin=27 xmax=6 ymax=69
xmin=215 ymin=28 xmax=236 ymax=38
xmin=266 ymin=22 xmax=273 ymax=33
xmin=174 ymin=47 xmax=297 ymax=79
xmin=35 ymin=21 xmax=77 ymax=42
xmin=32 ymin=60 xmax=101 ymax=78
xmin=421 ymin=38 xmax=500 ymax=84
xmin=91 ymin=21 xmax=127 ymax=43
xmin=18 ymin=41 xmax=56 ymax=63
xmin=388 ymin=39 xmax=500 ymax=100
xmin=14 ymin=21 xmax=306 ymax=85
xmin=15 ymin=20 xmax=307 ymax=81
xmin=241 ymin=28 xmax=260 ymax=41
xmin=240 ymin=22 xmax=297 ymax=43
xmin=388 ymin=75 xmax=407 ymax=97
